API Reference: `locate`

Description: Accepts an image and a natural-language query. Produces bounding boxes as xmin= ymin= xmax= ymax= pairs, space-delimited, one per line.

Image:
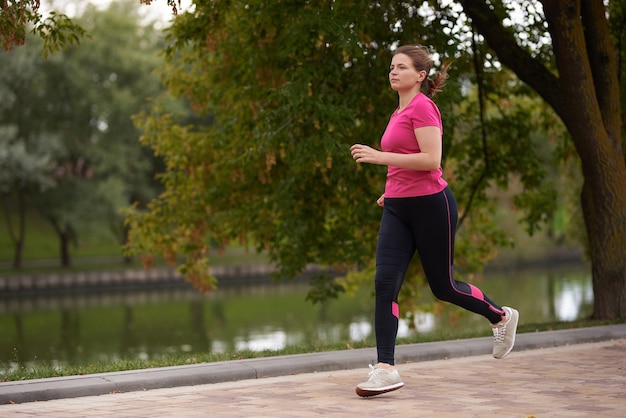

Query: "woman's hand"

xmin=350 ymin=144 xmax=381 ymax=165
xmin=351 ymin=145 xmax=385 ymax=207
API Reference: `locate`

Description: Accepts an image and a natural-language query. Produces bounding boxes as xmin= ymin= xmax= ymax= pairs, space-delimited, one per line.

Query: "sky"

xmin=40 ymin=0 xmax=193 ymax=25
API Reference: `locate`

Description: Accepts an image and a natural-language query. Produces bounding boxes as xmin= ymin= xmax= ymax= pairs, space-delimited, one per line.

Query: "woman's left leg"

xmin=411 ymin=188 xmax=505 ymax=324
xmin=412 ymin=188 xmax=519 ymax=358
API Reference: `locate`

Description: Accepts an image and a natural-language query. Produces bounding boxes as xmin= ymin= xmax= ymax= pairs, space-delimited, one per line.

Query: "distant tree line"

xmin=0 ymin=2 xmax=175 ymax=268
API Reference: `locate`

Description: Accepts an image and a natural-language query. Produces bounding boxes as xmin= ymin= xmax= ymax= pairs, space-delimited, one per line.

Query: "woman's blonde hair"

xmin=393 ymin=45 xmax=450 ymax=98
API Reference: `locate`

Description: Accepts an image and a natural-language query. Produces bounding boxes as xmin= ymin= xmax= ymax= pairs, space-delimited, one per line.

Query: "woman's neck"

xmin=397 ymin=90 xmax=420 ymax=112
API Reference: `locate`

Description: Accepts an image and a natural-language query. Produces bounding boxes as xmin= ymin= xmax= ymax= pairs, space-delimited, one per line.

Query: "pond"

xmin=0 ymin=263 xmax=593 ymax=372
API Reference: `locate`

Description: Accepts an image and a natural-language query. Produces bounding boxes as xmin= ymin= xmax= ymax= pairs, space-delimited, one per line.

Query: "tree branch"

xmin=458 ymin=0 xmax=565 ymax=120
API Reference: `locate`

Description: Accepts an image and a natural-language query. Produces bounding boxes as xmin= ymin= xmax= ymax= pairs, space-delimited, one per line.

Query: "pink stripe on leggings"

xmin=392 ymin=301 xmax=399 ymax=319
xmin=469 ymin=284 xmax=484 ymax=301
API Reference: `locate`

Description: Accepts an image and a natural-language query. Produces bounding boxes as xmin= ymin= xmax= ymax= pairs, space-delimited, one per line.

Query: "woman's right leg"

xmin=374 ymin=202 xmax=415 ymax=366
xmin=356 ymin=202 xmax=413 ymax=397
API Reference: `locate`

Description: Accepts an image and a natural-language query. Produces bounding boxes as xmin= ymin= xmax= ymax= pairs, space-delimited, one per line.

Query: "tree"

xmin=0 ymin=35 xmax=60 ymax=267
xmin=0 ymin=129 xmax=57 ymax=268
xmin=455 ymin=0 xmax=625 ymax=319
xmin=1 ymin=2 xmax=166 ymax=267
xmin=0 ymin=0 xmax=182 ymax=56
xmin=124 ymin=1 xmax=625 ymax=320
xmin=1 ymin=0 xmax=86 ymax=56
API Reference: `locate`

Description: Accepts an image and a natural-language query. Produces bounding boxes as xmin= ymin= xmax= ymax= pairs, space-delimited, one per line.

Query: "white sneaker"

xmin=355 ymin=364 xmax=405 ymax=397
xmin=492 ymin=306 xmax=519 ymax=359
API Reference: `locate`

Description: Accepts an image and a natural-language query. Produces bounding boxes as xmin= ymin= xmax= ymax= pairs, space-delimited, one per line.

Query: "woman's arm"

xmin=350 ymin=126 xmax=442 ymax=171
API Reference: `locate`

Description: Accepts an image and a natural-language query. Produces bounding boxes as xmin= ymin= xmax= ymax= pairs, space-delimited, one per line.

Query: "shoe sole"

xmin=494 ymin=307 xmax=519 ymax=359
xmin=355 ymin=382 xmax=405 ymax=397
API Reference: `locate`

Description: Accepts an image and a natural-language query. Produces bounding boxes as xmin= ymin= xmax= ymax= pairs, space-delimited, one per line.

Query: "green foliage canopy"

xmin=1 ymin=0 xmax=86 ymax=57
xmin=125 ymin=0 xmax=554 ymax=301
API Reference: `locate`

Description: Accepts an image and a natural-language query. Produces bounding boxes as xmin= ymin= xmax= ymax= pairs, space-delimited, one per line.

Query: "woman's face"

xmin=389 ymin=53 xmax=425 ymax=92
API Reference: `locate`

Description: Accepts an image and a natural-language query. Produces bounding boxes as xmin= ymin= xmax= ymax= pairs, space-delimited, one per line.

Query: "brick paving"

xmin=1 ymin=339 xmax=624 ymax=417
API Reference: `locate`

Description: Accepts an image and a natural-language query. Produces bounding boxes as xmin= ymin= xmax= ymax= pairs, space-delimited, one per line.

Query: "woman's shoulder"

xmin=408 ymin=93 xmax=440 ymax=116
xmin=411 ymin=92 xmax=437 ymax=107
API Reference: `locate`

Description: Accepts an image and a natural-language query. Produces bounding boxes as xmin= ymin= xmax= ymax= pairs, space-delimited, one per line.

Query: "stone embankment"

xmin=0 ymin=263 xmax=319 ymax=295
xmin=1 ymin=246 xmax=584 ymax=295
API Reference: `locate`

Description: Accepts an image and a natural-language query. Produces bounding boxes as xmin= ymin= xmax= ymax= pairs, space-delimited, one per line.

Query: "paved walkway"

xmin=1 ymin=325 xmax=625 ymax=417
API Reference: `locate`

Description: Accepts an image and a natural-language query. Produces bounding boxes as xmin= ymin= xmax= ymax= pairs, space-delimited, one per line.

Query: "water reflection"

xmin=554 ymin=278 xmax=594 ymax=321
xmin=349 ymin=320 xmax=372 ymax=341
xmin=0 ymin=265 xmax=591 ymax=371
xmin=235 ymin=330 xmax=289 ymax=352
xmin=411 ymin=312 xmax=436 ymax=334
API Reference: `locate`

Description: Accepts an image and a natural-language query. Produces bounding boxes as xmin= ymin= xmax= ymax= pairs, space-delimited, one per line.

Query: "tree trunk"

xmin=59 ymin=229 xmax=72 ymax=268
xmin=122 ymin=222 xmax=133 ymax=265
xmin=15 ymin=194 xmax=26 ymax=269
xmin=47 ymin=216 xmax=73 ymax=268
xmin=13 ymin=239 xmax=23 ymax=269
xmin=1 ymin=193 xmax=26 ymax=269
xmin=581 ymin=178 xmax=626 ymax=319
xmin=541 ymin=0 xmax=626 ymax=319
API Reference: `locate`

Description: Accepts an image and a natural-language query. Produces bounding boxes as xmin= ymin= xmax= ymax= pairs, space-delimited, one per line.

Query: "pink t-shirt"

xmin=380 ymin=93 xmax=448 ymax=198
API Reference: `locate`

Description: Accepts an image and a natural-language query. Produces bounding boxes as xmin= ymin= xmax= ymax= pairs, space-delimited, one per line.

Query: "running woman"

xmin=350 ymin=44 xmax=519 ymax=398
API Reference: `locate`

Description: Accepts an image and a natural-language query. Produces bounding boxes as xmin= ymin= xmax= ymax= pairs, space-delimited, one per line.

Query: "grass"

xmin=2 ymin=317 xmax=624 ymax=383
xmin=0 ymin=246 xmax=270 ymax=277
xmin=0 ymin=208 xmax=268 ymax=274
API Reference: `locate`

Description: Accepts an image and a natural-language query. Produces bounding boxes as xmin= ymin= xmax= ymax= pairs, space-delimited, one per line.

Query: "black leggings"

xmin=374 ymin=187 xmax=504 ymax=365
